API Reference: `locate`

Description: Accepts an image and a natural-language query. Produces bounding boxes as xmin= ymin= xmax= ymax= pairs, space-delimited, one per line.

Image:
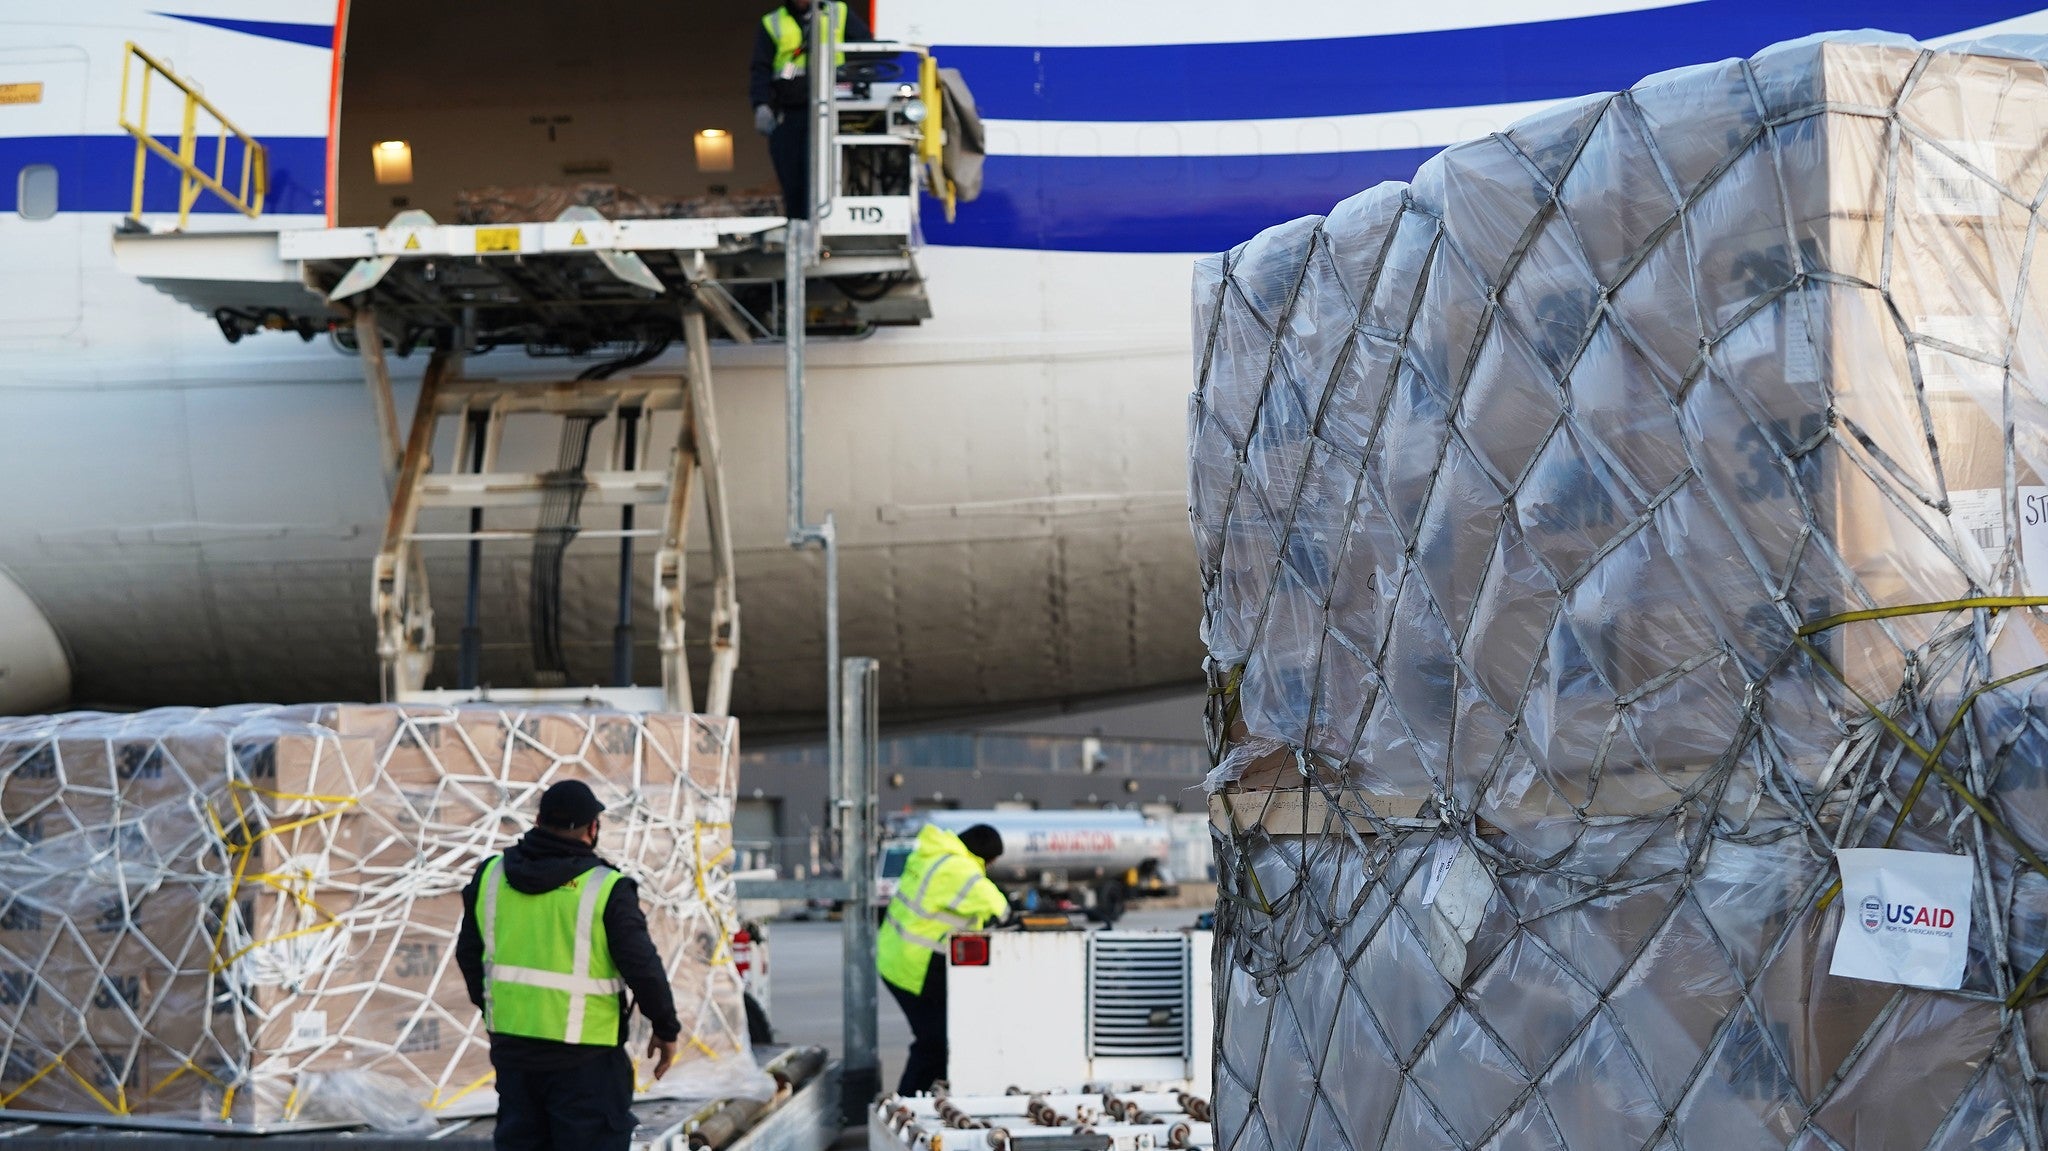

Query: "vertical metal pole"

xmin=458 ymin=409 xmax=487 ymax=690
xmin=839 ymin=656 xmax=881 ymax=1120
xmin=612 ymin=406 xmax=640 ymax=687
xmin=784 ymin=219 xmax=841 ymax=810
xmin=807 ymin=0 xmax=837 ymax=227
xmin=782 ymin=161 xmax=856 ymax=1112
xmin=785 ymin=220 xmax=808 ymax=543
xmin=824 ymin=514 xmax=840 ymax=814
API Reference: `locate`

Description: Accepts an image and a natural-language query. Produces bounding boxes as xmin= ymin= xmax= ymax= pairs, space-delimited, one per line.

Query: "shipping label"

xmin=1948 ymin=486 xmax=2048 ymax=593
xmin=1915 ymin=139 xmax=2003 ymax=219
xmin=1916 ymin=314 xmax=2003 ymax=394
xmin=1419 ymin=836 xmax=1460 ymax=907
xmin=1416 ymin=838 xmax=1496 ymax=985
xmin=290 ymin=1010 xmax=328 ymax=1046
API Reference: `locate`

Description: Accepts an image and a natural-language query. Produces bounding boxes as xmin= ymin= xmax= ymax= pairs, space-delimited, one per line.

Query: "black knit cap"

xmin=537 ymin=780 xmax=606 ymax=829
xmin=958 ymin=823 xmax=1003 ymax=863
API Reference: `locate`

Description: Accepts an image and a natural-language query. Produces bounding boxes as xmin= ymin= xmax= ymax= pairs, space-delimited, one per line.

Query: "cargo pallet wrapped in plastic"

xmin=0 ymin=704 xmax=762 ymax=1130
xmin=1190 ymin=33 xmax=2048 ymax=1151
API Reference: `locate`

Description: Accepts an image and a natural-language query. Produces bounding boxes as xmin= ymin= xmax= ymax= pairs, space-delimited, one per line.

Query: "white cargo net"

xmin=1191 ymin=33 xmax=2048 ymax=1151
xmin=0 ymin=704 xmax=759 ymax=1128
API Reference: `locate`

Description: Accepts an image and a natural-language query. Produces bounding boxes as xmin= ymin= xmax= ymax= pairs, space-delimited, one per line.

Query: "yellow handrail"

xmin=917 ymin=51 xmax=956 ymax=223
xmin=117 ymin=41 xmax=268 ymax=228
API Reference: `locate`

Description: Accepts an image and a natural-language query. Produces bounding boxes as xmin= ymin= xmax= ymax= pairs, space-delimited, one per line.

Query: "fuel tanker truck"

xmin=875 ymin=809 xmax=1174 ymax=924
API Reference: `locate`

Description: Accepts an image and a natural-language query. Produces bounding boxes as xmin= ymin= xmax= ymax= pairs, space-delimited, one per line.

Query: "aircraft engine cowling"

xmin=0 ymin=566 xmax=70 ymax=714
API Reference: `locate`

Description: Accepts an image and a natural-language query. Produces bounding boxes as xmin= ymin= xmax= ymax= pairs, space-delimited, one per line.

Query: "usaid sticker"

xmin=1829 ymin=848 xmax=1973 ymax=990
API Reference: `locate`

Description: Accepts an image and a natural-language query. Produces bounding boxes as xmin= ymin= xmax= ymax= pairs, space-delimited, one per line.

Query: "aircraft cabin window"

xmin=17 ymin=164 xmax=56 ymax=221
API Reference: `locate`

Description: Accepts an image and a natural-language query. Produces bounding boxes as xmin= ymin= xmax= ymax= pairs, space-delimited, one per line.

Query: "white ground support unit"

xmin=870 ymin=1091 xmax=1215 ymax=1150
xmin=943 ymin=930 xmax=1214 ymax=1096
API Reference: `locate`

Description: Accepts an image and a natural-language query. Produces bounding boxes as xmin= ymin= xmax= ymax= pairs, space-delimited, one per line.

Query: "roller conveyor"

xmin=870 ymin=1089 xmax=1214 ymax=1151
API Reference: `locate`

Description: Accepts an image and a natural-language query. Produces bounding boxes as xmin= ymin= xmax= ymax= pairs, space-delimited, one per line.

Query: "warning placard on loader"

xmin=1829 ymin=848 xmax=1974 ymax=990
xmin=474 ymin=227 xmax=522 ymax=253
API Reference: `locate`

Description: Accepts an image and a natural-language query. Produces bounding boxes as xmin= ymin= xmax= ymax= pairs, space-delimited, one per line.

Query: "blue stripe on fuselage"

xmin=154 ymin=14 xmax=334 ymax=49
xmin=0 ymin=129 xmax=1414 ymax=252
xmin=30 ymin=103 xmax=2048 ymax=253
xmin=116 ymin=4 xmax=2048 ymax=125
xmin=922 ymin=149 xmax=1437 ymax=253
xmin=0 ymin=135 xmax=326 ymax=216
xmin=936 ymin=0 xmax=2046 ymax=121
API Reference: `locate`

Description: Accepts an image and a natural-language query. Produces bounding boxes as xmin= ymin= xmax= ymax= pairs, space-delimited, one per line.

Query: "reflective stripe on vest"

xmin=764 ymin=3 xmax=849 ymax=80
xmin=877 ymin=850 xmax=990 ymax=993
xmin=899 ymin=850 xmax=981 ymax=925
xmin=479 ymin=857 xmax=626 ymax=1045
xmin=883 ymin=907 xmax=947 ymax=953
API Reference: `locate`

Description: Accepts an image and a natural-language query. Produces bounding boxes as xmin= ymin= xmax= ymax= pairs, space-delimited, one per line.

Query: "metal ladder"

xmin=360 ymin=305 xmax=739 ymax=715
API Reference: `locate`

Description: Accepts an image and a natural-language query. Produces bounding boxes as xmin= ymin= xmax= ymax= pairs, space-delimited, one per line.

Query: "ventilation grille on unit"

xmin=1088 ymin=933 xmax=1189 ymax=1059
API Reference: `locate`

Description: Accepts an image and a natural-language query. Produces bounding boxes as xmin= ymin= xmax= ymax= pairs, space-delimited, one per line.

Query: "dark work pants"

xmin=492 ymin=1047 xmax=636 ymax=1151
xmin=768 ymin=111 xmax=810 ymax=219
xmin=885 ymin=957 xmax=948 ymax=1095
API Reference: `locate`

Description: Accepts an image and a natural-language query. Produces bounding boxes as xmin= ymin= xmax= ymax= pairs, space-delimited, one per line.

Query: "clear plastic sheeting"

xmin=1189 ymin=33 xmax=2048 ymax=1151
xmin=0 ymin=704 xmax=757 ymax=1128
xmin=292 ymin=1070 xmax=439 ymax=1134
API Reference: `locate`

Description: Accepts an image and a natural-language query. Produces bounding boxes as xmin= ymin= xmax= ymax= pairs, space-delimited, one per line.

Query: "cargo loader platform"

xmin=110 ymin=34 xmax=950 ymax=351
xmin=111 ymin=198 xmax=930 ymax=351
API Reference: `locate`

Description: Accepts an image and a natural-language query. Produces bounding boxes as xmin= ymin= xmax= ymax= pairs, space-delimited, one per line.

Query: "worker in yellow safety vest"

xmin=877 ymin=822 xmax=1009 ymax=1095
xmin=748 ymin=0 xmax=873 ymax=218
xmin=457 ymin=780 xmax=682 ymax=1151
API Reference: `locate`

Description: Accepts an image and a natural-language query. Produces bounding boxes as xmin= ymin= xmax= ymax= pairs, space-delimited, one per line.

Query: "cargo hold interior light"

xmin=694 ymin=128 xmax=734 ymax=173
xmin=372 ymin=139 xmax=413 ymax=185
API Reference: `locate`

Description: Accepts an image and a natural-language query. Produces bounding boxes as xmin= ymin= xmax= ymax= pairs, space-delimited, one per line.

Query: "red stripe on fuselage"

xmin=326 ymin=0 xmax=349 ymax=226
